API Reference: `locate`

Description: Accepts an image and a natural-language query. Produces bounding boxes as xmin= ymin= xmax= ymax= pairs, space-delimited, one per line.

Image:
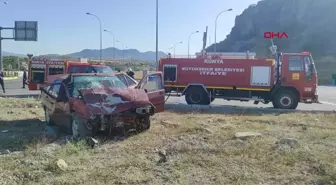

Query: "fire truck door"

xmin=30 ymin=64 xmax=46 ymax=83
xmin=137 ymin=72 xmax=165 ymax=113
xmin=282 ymin=55 xmax=305 ymax=87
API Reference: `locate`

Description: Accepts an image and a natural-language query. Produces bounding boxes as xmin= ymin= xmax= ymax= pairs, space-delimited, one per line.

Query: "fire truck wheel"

xmin=273 ymin=90 xmax=299 ymax=109
xmin=185 ymin=87 xmax=207 ymax=105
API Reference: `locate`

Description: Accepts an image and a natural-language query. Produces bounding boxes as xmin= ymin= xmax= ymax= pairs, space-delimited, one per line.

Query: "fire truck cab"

xmin=66 ymin=61 xmax=114 ymax=73
xmin=27 ymin=57 xmax=114 ymax=90
xmin=28 ymin=58 xmax=65 ymax=90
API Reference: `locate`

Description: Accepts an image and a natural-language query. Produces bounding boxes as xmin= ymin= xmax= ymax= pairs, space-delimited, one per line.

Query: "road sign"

xmin=14 ymin=21 xmax=38 ymax=41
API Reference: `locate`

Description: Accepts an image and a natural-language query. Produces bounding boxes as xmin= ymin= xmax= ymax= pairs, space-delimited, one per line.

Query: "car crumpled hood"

xmin=77 ymin=87 xmax=152 ymax=117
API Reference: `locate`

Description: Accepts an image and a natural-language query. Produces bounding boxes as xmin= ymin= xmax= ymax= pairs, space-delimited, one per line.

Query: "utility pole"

xmin=0 ymin=28 xmax=3 ymax=70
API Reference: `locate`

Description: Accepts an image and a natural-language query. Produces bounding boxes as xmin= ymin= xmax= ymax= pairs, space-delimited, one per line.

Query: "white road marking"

xmin=319 ymin=101 xmax=336 ymax=106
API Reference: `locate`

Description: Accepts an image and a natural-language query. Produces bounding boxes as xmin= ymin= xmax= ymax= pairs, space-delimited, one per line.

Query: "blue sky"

xmin=0 ymin=0 xmax=260 ymax=56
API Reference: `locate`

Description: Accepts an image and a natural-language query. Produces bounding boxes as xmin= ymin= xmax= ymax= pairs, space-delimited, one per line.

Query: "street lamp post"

xmin=0 ymin=1 xmax=8 ymax=70
xmin=214 ymin=8 xmax=233 ymax=52
xmin=188 ymin=31 xmax=199 ymax=58
xmin=103 ymin=29 xmax=116 ymax=70
xmin=155 ymin=0 xmax=159 ymax=70
xmin=86 ymin=12 xmax=103 ymax=62
xmin=116 ymin=40 xmax=124 ymax=62
xmin=124 ymin=46 xmax=128 ymax=62
xmin=173 ymin=41 xmax=182 ymax=57
xmin=103 ymin=30 xmax=115 ymax=60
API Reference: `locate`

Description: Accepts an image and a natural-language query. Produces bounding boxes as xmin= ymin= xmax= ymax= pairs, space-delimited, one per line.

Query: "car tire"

xmin=137 ymin=115 xmax=151 ymax=132
xmin=44 ymin=107 xmax=53 ymax=126
xmin=71 ymin=115 xmax=94 ymax=139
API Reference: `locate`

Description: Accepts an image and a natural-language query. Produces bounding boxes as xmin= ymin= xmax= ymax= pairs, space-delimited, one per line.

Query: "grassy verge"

xmin=0 ymin=98 xmax=335 ymax=185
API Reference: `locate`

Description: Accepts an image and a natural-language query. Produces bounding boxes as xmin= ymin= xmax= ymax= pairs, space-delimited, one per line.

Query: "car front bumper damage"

xmin=87 ymin=105 xmax=154 ymax=135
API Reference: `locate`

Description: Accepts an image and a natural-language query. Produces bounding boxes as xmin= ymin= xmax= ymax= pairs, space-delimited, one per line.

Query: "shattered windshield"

xmin=72 ymin=75 xmax=127 ymax=97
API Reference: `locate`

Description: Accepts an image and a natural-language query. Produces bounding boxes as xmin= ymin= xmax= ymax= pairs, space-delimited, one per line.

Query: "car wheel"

xmin=44 ymin=108 xmax=53 ymax=126
xmin=71 ymin=115 xmax=93 ymax=139
xmin=137 ymin=115 xmax=151 ymax=132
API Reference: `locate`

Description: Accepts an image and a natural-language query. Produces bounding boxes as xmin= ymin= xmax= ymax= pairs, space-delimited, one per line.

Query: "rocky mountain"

xmin=3 ymin=47 xmax=167 ymax=62
xmin=206 ymin=0 xmax=336 ymax=58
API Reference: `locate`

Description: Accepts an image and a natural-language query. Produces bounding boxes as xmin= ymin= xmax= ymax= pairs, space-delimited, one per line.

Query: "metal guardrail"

xmin=3 ymin=71 xmax=20 ymax=77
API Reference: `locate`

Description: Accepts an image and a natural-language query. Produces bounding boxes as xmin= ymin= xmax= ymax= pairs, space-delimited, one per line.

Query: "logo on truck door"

xmin=292 ymin=73 xmax=300 ymax=80
xmin=204 ymin=59 xmax=224 ymax=64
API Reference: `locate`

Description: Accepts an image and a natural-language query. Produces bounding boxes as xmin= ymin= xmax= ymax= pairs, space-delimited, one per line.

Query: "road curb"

xmin=3 ymin=77 xmax=19 ymax=80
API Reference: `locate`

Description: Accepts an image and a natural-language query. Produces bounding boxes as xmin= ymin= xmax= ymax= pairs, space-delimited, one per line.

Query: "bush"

xmin=315 ymin=56 xmax=336 ymax=85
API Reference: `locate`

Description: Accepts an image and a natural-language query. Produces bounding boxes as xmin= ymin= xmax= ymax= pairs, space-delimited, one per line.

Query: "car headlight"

xmin=136 ymin=105 xmax=152 ymax=115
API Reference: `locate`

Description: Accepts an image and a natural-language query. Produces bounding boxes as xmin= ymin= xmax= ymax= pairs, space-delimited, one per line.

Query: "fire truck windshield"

xmin=93 ymin=66 xmax=114 ymax=73
xmin=69 ymin=65 xmax=114 ymax=73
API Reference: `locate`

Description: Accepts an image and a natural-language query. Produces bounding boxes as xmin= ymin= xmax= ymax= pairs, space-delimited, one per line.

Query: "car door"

xmin=115 ymin=73 xmax=128 ymax=86
xmin=137 ymin=72 xmax=165 ymax=113
xmin=43 ymin=83 xmax=61 ymax=125
xmin=56 ymin=82 xmax=72 ymax=132
xmin=123 ymin=73 xmax=138 ymax=88
xmin=40 ymin=84 xmax=55 ymax=120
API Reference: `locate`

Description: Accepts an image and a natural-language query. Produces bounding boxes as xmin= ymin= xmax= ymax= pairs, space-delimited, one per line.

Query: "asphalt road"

xmin=1 ymin=79 xmax=336 ymax=112
xmin=0 ymin=79 xmax=39 ymax=98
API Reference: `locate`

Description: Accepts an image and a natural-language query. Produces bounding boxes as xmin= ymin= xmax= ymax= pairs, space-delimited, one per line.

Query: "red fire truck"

xmin=159 ymin=51 xmax=319 ymax=109
xmin=27 ymin=57 xmax=113 ymax=90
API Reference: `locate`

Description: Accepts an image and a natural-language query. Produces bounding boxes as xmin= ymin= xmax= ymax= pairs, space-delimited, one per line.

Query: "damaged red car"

xmin=40 ymin=72 xmax=165 ymax=138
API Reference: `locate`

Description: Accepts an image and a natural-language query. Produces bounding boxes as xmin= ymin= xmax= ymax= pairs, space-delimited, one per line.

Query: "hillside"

xmin=206 ymin=0 xmax=336 ymax=84
xmin=3 ymin=47 xmax=167 ymax=62
xmin=2 ymin=51 xmax=25 ymax=57
xmin=64 ymin=47 xmax=167 ymax=62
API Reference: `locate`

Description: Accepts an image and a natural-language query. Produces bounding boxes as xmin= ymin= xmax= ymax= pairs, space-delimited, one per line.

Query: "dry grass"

xmin=0 ymin=98 xmax=336 ymax=185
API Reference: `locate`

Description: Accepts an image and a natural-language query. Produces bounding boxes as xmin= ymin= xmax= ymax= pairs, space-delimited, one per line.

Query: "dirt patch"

xmin=0 ymin=98 xmax=336 ymax=185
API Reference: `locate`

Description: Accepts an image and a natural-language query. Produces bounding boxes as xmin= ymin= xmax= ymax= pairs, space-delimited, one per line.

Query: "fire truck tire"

xmin=272 ymin=90 xmax=299 ymax=109
xmin=185 ymin=87 xmax=209 ymax=105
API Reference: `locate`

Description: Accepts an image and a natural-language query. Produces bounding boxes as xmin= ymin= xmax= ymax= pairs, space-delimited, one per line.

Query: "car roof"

xmin=51 ymin=72 xmax=128 ymax=83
